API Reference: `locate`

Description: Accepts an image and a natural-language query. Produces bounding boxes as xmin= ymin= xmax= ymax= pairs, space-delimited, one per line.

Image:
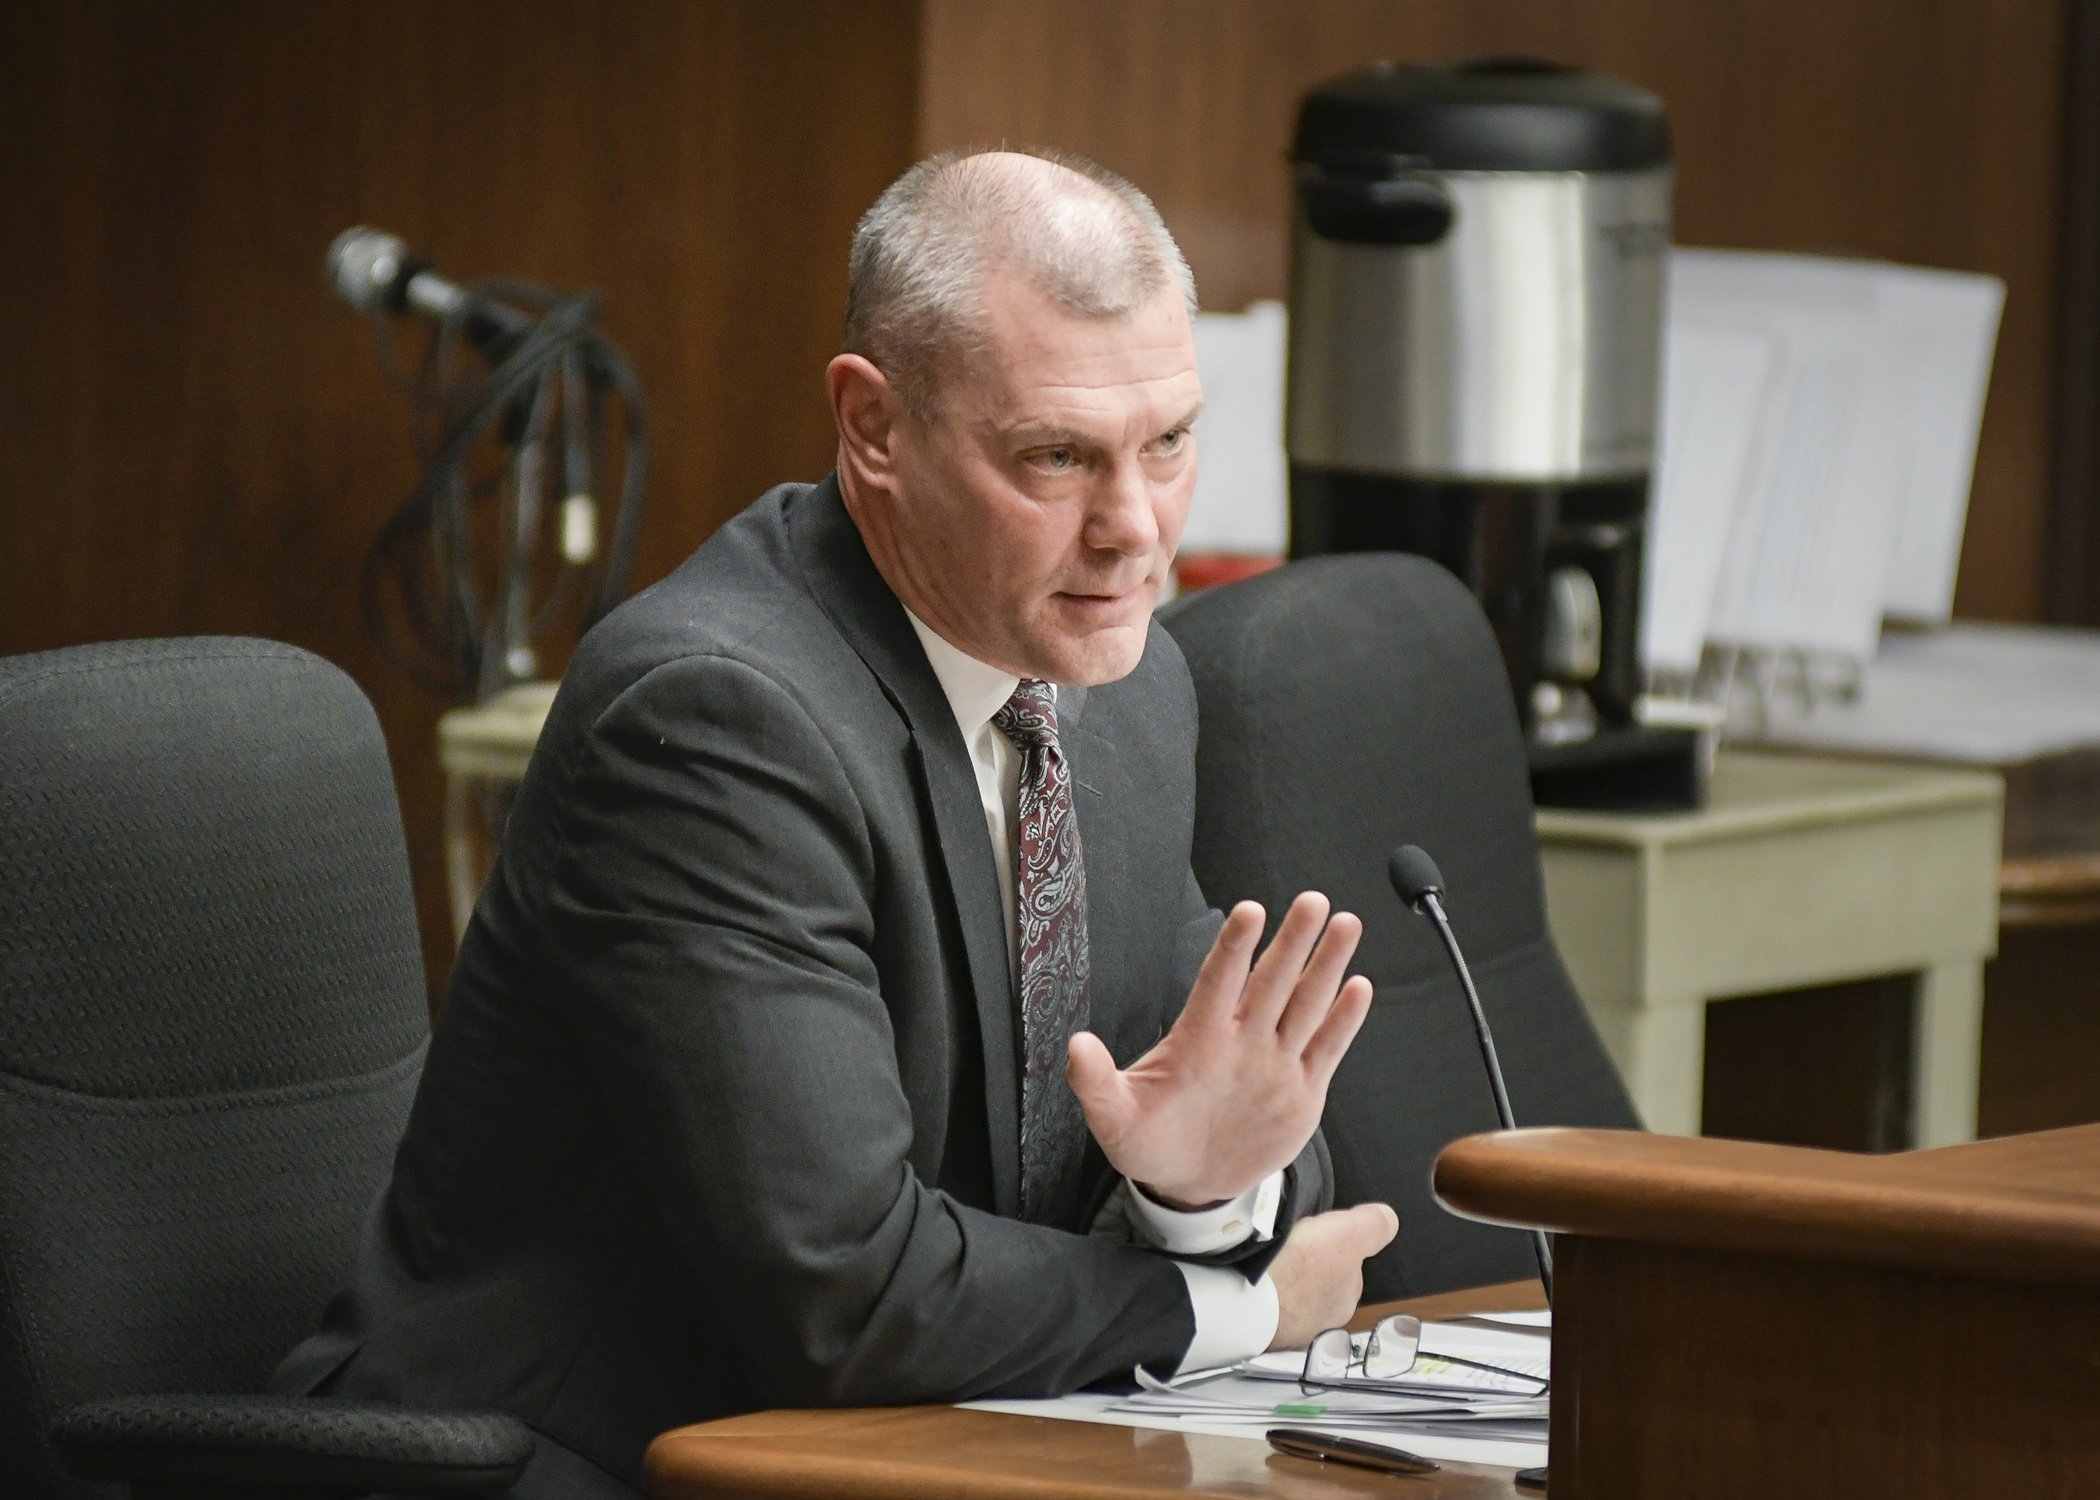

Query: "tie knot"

xmin=992 ymin=678 xmax=1059 ymax=751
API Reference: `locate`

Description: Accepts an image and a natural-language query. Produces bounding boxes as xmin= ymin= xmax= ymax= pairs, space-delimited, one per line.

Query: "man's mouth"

xmin=1055 ymin=584 xmax=1151 ymax=612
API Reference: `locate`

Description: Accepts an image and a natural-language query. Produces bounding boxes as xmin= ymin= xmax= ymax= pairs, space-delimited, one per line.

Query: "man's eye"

xmin=1043 ymin=448 xmax=1075 ymax=470
xmin=1158 ymin=428 xmax=1186 ymax=452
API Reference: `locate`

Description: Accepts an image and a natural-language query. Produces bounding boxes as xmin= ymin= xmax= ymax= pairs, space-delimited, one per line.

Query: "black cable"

xmin=357 ymin=277 xmax=647 ymax=702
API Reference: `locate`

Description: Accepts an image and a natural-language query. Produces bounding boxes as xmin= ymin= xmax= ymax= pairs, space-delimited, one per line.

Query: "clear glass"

xmin=1364 ymin=1314 xmax=1426 ymax=1380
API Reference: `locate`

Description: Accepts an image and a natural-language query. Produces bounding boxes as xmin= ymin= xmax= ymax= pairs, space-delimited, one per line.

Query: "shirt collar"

xmin=903 ymin=607 xmax=1028 ymax=740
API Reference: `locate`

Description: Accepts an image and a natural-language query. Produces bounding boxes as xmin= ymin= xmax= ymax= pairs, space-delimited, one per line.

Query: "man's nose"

xmin=1083 ymin=460 xmax=1161 ymax=557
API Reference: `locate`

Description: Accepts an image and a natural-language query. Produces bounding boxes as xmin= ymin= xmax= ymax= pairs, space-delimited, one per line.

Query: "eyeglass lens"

xmin=1364 ymin=1314 xmax=1424 ymax=1379
xmin=1304 ymin=1327 xmax=1355 ymax=1380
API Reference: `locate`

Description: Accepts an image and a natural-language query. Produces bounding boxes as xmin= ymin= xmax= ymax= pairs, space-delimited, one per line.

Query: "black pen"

xmin=1267 ymin=1428 xmax=1441 ymax=1476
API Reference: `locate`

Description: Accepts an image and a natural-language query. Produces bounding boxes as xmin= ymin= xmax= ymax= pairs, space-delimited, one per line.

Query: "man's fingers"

xmin=1275 ymin=909 xmax=1365 ymax=1050
xmin=1238 ymin=891 xmax=1330 ymax=1027
xmin=1299 ymin=974 xmax=1375 ymax=1085
xmin=1182 ymin=900 xmax=1264 ymax=1029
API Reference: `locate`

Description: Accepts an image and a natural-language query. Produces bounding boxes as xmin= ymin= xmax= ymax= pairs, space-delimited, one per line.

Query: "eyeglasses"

xmin=1300 ymin=1314 xmax=1549 ymax=1396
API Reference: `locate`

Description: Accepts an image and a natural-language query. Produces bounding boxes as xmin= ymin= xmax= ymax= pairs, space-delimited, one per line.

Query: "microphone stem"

xmin=1421 ymin=893 xmax=1555 ymax=1304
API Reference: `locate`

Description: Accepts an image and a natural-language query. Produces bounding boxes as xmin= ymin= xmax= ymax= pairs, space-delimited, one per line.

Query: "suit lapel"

xmin=787 ymin=477 xmax=1022 ymax=1218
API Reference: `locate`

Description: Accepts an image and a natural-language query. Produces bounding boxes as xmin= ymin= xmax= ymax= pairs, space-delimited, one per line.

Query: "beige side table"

xmin=435 ymin=682 xmax=558 ymax=941
xmin=1536 ymin=752 xmax=2003 ymax=1146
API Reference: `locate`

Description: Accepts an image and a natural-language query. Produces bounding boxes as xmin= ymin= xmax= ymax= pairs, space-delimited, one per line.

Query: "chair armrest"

xmin=52 ymin=1393 xmax=535 ymax=1498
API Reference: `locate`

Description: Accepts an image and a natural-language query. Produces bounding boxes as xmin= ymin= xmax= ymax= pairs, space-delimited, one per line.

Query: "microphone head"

xmin=326 ymin=226 xmax=408 ymax=314
xmin=1388 ymin=845 xmax=1445 ymax=912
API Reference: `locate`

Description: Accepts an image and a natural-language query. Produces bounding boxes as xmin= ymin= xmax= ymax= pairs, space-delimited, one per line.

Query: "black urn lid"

xmin=1293 ymin=57 xmax=1671 ymax=174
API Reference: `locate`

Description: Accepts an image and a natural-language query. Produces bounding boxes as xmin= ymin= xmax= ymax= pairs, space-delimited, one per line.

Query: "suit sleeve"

xmin=536 ymin=654 xmax=1197 ymax=1406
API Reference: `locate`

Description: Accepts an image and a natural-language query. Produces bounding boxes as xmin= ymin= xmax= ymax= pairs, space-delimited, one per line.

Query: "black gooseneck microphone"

xmin=1388 ymin=844 xmax=1554 ymax=1302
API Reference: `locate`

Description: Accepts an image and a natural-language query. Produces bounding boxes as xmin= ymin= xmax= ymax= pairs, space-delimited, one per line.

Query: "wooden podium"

xmin=1435 ymin=1124 xmax=2100 ymax=1498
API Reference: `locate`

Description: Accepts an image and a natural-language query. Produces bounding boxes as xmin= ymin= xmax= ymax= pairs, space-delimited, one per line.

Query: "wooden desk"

xmin=645 ymin=1282 xmax=1548 ymax=1500
xmin=1716 ymin=743 xmax=2100 ymax=1137
xmin=1535 ymin=751 xmax=2004 ymax=1144
xmin=1437 ymin=1124 xmax=2100 ymax=1498
xmin=1980 ymin=748 xmax=2100 ymax=1136
xmin=1995 ymin=747 xmax=2100 ymax=928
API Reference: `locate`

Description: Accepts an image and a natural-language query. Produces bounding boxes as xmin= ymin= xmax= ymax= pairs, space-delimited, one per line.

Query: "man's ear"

xmin=828 ymin=353 xmax=905 ymax=489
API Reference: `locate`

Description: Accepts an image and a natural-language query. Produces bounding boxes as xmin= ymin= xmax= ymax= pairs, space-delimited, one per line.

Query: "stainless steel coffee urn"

xmin=1287 ymin=58 xmax=1696 ymax=806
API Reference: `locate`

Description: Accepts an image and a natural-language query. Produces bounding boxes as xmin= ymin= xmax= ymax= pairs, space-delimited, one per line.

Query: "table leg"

xmin=1913 ymin=961 xmax=1985 ymax=1146
xmin=1586 ymin=998 xmax=1708 ymax=1137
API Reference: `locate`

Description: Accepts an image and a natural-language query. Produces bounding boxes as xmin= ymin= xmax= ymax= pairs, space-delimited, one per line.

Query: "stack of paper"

xmin=1749 ymin=621 xmax=2100 ymax=763
xmin=963 ymin=1309 xmax=1551 ymax=1470
xmin=1645 ymin=250 xmax=2004 ymax=673
xmin=1641 ymin=323 xmax=1776 ymax=672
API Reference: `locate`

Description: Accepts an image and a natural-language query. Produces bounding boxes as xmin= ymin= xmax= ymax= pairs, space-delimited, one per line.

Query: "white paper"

xmin=960 ymin=1312 xmax=1550 ymax=1472
xmin=960 ymin=1388 xmax=1549 ymax=1470
xmin=1749 ymin=621 xmax=2100 ymax=763
xmin=1666 ymin=250 xmax=2004 ymax=662
xmin=1673 ymin=251 xmax=1922 ymax=660
xmin=1184 ymin=301 xmax=1289 ymax=555
xmin=1869 ymin=268 xmax=2005 ymax=621
xmin=1232 ymin=1320 xmax=1550 ymax=1394
xmin=1643 ymin=323 xmax=1777 ymax=670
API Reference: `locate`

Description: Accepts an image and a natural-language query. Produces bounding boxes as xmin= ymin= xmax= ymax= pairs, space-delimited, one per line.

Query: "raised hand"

xmin=1065 ymin=891 xmax=1375 ymax=1210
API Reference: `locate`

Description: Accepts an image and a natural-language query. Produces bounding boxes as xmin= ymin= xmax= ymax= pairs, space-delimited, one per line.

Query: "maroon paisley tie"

xmin=993 ymin=678 xmax=1091 ymax=1224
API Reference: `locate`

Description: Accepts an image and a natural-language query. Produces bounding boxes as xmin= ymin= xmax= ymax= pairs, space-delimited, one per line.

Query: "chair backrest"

xmin=0 ymin=638 xmax=430 ymax=1496
xmin=1162 ymin=555 xmax=1640 ymax=1299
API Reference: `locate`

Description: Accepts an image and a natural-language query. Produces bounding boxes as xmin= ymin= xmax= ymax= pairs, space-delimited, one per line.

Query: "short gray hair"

xmin=844 ymin=146 xmax=1198 ymax=421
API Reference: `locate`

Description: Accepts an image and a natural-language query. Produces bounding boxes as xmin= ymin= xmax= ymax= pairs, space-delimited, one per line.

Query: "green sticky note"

xmin=1272 ymin=1403 xmax=1327 ymax=1415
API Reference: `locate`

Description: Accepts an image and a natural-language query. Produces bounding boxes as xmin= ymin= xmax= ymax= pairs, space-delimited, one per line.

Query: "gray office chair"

xmin=0 ymin=638 xmax=532 ymax=1499
xmin=1161 ymin=554 xmax=1642 ymax=1300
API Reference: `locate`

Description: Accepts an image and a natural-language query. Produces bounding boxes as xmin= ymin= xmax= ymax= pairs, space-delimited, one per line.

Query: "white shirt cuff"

xmin=1172 ymin=1263 xmax=1280 ymax=1375
xmin=1123 ymin=1170 xmax=1283 ymax=1256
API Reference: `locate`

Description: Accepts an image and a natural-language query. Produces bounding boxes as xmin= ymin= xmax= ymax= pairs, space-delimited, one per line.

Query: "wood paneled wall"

xmin=920 ymin=0 xmax=2068 ymax=624
xmin=0 ymin=0 xmax=2076 ymax=997
xmin=0 ymin=1 xmax=919 ymax=995
xmin=2051 ymin=0 xmax=2100 ymax=624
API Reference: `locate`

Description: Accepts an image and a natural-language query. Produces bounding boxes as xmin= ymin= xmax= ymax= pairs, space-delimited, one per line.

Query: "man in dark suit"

xmin=277 ymin=147 xmax=1398 ymax=1497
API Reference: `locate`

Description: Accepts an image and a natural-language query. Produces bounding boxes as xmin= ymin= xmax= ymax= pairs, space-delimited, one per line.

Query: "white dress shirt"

xmin=904 ymin=609 xmax=1281 ymax=1373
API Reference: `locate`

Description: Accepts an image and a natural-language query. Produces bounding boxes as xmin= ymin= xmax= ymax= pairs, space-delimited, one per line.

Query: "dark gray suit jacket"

xmin=276 ymin=477 xmax=1329 ymax=1491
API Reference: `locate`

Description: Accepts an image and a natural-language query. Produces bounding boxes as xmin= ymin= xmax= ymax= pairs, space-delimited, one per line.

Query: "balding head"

xmin=844 ymin=148 xmax=1198 ymax=421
